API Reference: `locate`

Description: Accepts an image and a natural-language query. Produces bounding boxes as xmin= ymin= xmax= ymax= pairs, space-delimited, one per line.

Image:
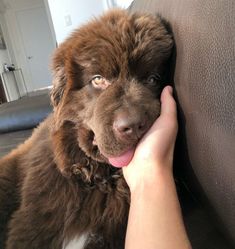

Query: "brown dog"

xmin=0 ymin=9 xmax=173 ymax=249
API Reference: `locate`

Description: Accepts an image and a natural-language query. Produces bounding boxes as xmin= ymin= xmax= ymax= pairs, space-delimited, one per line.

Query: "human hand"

xmin=123 ymin=86 xmax=178 ymax=192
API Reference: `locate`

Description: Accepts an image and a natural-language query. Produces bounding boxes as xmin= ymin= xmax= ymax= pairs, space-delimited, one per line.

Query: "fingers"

xmin=160 ymin=86 xmax=177 ymax=119
xmin=137 ymin=86 xmax=178 ymax=142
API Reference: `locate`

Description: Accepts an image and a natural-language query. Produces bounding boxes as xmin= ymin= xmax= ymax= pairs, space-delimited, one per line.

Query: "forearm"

xmin=125 ymin=169 xmax=192 ymax=249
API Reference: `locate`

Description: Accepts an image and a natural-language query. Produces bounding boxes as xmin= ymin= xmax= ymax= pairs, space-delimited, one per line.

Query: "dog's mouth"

xmin=92 ymin=134 xmax=136 ymax=168
xmin=107 ymin=149 xmax=135 ymax=168
xmin=89 ymin=109 xmax=159 ymax=168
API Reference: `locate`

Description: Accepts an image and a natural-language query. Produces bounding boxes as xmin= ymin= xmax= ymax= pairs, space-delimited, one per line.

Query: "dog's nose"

xmin=113 ymin=112 xmax=148 ymax=140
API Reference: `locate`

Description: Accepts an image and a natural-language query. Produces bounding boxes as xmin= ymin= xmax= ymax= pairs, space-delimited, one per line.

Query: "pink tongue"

xmin=108 ymin=149 xmax=135 ymax=168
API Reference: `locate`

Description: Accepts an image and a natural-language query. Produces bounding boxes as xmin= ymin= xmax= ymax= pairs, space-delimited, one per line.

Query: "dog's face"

xmin=51 ymin=10 xmax=173 ymax=171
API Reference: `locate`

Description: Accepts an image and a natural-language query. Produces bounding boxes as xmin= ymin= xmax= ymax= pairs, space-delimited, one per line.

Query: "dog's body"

xmin=0 ymin=10 xmax=173 ymax=249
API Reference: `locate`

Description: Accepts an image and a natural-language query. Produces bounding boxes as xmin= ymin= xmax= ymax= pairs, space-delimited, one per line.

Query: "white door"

xmin=16 ymin=6 xmax=55 ymax=90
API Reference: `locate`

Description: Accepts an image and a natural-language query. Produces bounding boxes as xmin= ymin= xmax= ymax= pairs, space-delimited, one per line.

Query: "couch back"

xmin=130 ymin=0 xmax=235 ymax=244
xmin=0 ymin=94 xmax=52 ymax=134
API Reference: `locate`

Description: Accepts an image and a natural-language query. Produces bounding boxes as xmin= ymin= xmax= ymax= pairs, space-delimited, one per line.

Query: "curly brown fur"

xmin=0 ymin=9 xmax=173 ymax=249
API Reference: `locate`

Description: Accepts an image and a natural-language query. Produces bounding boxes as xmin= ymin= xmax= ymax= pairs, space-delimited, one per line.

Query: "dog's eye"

xmin=146 ymin=74 xmax=161 ymax=86
xmin=91 ymin=75 xmax=111 ymax=90
xmin=91 ymin=75 xmax=105 ymax=86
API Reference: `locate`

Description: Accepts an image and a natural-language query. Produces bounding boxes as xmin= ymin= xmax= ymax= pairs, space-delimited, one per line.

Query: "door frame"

xmin=16 ymin=6 xmax=55 ymax=90
xmin=2 ymin=0 xmax=57 ymax=93
xmin=0 ymin=77 xmax=7 ymax=103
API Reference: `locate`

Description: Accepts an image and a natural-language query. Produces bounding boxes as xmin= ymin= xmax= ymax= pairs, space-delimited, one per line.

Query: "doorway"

xmin=15 ymin=6 xmax=55 ymax=91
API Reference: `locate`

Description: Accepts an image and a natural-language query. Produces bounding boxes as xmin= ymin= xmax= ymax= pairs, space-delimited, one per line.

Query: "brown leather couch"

xmin=130 ymin=0 xmax=234 ymax=248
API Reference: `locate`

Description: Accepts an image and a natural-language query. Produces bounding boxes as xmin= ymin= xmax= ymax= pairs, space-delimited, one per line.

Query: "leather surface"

xmin=130 ymin=0 xmax=235 ymax=246
xmin=0 ymin=129 xmax=32 ymax=158
xmin=0 ymin=94 xmax=52 ymax=133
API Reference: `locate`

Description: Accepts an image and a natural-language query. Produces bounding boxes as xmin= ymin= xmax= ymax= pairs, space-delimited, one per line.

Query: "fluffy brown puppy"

xmin=0 ymin=9 xmax=173 ymax=249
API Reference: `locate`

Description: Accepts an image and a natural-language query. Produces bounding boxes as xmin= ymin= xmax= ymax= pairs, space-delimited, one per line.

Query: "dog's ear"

xmin=50 ymin=45 xmax=85 ymax=107
xmin=50 ymin=47 xmax=67 ymax=107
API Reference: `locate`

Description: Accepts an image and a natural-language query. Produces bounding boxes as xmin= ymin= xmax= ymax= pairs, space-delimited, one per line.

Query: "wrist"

xmin=129 ymin=166 xmax=174 ymax=197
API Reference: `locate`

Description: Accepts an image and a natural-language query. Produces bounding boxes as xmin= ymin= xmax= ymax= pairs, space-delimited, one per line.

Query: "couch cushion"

xmin=0 ymin=94 xmax=52 ymax=134
xmin=0 ymin=129 xmax=33 ymax=158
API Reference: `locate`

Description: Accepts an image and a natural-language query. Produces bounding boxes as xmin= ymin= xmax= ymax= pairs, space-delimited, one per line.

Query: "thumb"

xmin=160 ymin=86 xmax=177 ymax=119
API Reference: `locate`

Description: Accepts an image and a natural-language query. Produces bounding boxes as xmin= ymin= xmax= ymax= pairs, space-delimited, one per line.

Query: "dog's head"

xmin=51 ymin=10 xmax=173 ymax=173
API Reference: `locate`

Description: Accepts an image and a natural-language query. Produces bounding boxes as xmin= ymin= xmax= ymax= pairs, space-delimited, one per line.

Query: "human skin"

xmin=123 ymin=86 xmax=192 ymax=249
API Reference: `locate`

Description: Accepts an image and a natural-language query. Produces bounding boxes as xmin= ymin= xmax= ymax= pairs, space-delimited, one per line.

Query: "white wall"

xmin=0 ymin=50 xmax=10 ymax=68
xmin=106 ymin=0 xmax=133 ymax=9
xmin=47 ymin=0 xmax=108 ymax=44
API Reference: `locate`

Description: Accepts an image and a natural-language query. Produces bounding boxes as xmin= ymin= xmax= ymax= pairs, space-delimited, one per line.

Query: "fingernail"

xmin=167 ymin=86 xmax=173 ymax=95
